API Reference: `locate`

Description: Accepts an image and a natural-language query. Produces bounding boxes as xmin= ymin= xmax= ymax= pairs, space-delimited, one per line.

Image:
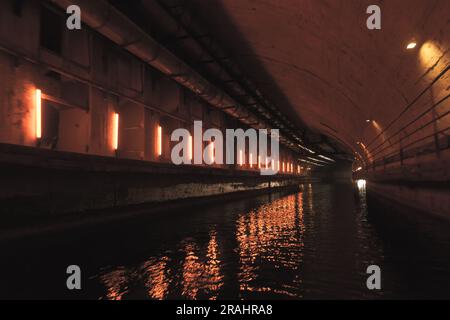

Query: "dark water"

xmin=1 ymin=182 xmax=450 ymax=299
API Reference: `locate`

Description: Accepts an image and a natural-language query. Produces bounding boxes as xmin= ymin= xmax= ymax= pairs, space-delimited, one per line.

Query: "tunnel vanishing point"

xmin=0 ymin=0 xmax=449 ymax=234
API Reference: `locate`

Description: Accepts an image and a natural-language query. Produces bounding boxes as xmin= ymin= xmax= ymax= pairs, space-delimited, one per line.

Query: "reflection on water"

xmin=96 ymin=230 xmax=224 ymax=300
xmin=1 ymin=182 xmax=450 ymax=299
xmin=236 ymin=193 xmax=304 ymax=298
xmin=357 ymin=179 xmax=366 ymax=191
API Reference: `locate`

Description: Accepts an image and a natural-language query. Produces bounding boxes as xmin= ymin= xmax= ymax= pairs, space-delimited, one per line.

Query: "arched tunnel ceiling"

xmin=186 ymin=0 xmax=450 ymax=157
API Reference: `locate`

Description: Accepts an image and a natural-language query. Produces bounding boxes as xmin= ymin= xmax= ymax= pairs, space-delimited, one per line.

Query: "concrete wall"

xmin=368 ymin=181 xmax=449 ymax=221
xmin=0 ymin=143 xmax=305 ymax=231
xmin=315 ymin=161 xmax=353 ymax=183
xmin=0 ymin=0 xmax=303 ymax=173
xmin=360 ymin=148 xmax=450 ymax=220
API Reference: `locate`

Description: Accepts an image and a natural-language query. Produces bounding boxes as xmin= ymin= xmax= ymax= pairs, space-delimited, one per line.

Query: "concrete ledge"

xmin=359 ymin=148 xmax=450 ymax=220
xmin=0 ymin=143 xmax=308 ymax=232
xmin=0 ymin=183 xmax=301 ymax=241
xmin=367 ymin=181 xmax=450 ymax=221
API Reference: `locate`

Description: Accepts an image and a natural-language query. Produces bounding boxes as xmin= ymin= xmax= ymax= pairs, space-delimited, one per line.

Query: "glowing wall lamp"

xmin=113 ymin=112 xmax=119 ymax=151
xmin=35 ymin=89 xmax=42 ymax=139
xmin=188 ymin=135 xmax=193 ymax=160
xmin=258 ymin=155 xmax=261 ymax=169
xmin=239 ymin=149 xmax=243 ymax=166
xmin=249 ymin=153 xmax=253 ymax=168
xmin=406 ymin=41 xmax=417 ymax=50
xmin=157 ymin=125 xmax=162 ymax=156
xmin=210 ymin=141 xmax=215 ymax=163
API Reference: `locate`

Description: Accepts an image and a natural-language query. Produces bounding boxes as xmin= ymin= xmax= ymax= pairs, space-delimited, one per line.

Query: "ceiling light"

xmin=406 ymin=42 xmax=417 ymax=50
xmin=317 ymin=154 xmax=335 ymax=162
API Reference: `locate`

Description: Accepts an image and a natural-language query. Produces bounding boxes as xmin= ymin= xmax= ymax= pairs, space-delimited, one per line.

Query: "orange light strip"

xmin=188 ymin=135 xmax=193 ymax=160
xmin=113 ymin=112 xmax=119 ymax=150
xmin=157 ymin=125 xmax=162 ymax=156
xmin=210 ymin=141 xmax=215 ymax=163
xmin=35 ymin=89 xmax=42 ymax=139
xmin=249 ymin=153 xmax=253 ymax=168
xmin=239 ymin=149 xmax=243 ymax=166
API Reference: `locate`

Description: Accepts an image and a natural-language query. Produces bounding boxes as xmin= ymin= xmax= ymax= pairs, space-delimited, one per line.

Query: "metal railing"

xmin=365 ymin=66 xmax=450 ymax=170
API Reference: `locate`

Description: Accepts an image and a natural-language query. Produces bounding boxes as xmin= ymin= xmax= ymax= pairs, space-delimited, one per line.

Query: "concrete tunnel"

xmin=0 ymin=0 xmax=449 ymax=300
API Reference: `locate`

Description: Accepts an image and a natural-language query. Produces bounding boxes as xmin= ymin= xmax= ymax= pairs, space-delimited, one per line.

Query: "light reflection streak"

xmin=181 ymin=230 xmax=224 ymax=300
xmin=181 ymin=242 xmax=203 ymax=299
xmin=236 ymin=192 xmax=306 ymax=297
xmin=98 ymin=191 xmax=313 ymax=300
xmin=143 ymin=257 xmax=170 ymax=299
xmin=99 ymin=267 xmax=129 ymax=300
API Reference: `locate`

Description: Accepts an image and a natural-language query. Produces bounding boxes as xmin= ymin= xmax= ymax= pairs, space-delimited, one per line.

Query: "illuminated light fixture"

xmin=282 ymin=162 xmax=285 ymax=172
xmin=113 ymin=112 xmax=119 ymax=151
xmin=271 ymin=159 xmax=275 ymax=170
xmin=157 ymin=125 xmax=162 ymax=156
xmin=239 ymin=149 xmax=243 ymax=166
xmin=406 ymin=41 xmax=417 ymax=50
xmin=277 ymin=160 xmax=280 ymax=171
xmin=249 ymin=153 xmax=253 ymax=168
xmin=366 ymin=119 xmax=372 ymax=123
xmin=266 ymin=157 xmax=269 ymax=169
xmin=258 ymin=155 xmax=261 ymax=169
xmin=307 ymin=156 xmax=329 ymax=165
xmin=357 ymin=179 xmax=366 ymax=189
xmin=298 ymin=144 xmax=315 ymax=154
xmin=299 ymin=159 xmax=325 ymax=167
xmin=35 ymin=89 xmax=42 ymax=139
xmin=188 ymin=135 xmax=193 ymax=160
xmin=210 ymin=141 xmax=215 ymax=163
xmin=297 ymin=165 xmax=300 ymax=173
xmin=318 ymin=154 xmax=335 ymax=162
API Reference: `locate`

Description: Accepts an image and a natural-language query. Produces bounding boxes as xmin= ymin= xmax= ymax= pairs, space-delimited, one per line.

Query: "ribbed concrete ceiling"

xmin=187 ymin=0 xmax=450 ymax=157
